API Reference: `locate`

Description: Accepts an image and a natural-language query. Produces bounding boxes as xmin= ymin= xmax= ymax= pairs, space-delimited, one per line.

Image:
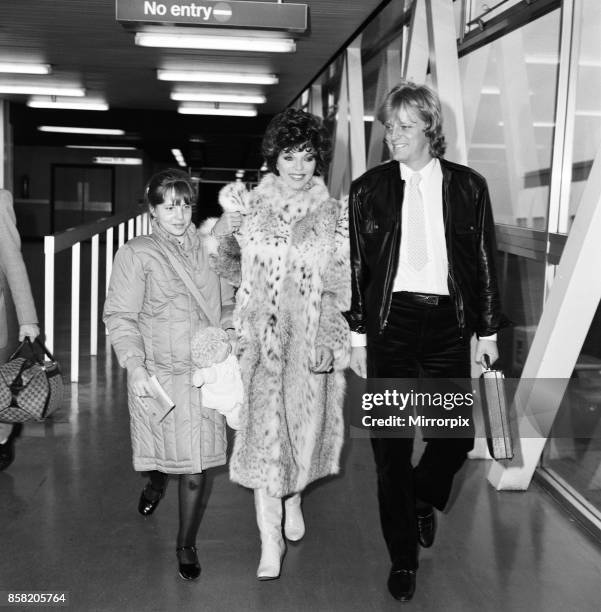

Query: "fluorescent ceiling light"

xmin=94 ymin=157 xmax=142 ymax=165
xmin=171 ymin=148 xmax=187 ymax=168
xmin=0 ymin=62 xmax=51 ymax=75
xmin=171 ymin=92 xmax=266 ymax=104
xmin=66 ymin=145 xmax=137 ymax=150
xmin=178 ymin=104 xmax=257 ymax=117
xmin=497 ymin=121 xmax=555 ymax=128
xmin=137 ymin=33 xmax=295 ymax=53
xmin=27 ymin=97 xmax=108 ymax=111
xmin=39 ymin=126 xmax=125 ymax=135
xmin=0 ymin=85 xmax=85 ymax=96
xmin=481 ymin=86 xmax=501 ymax=95
xmin=524 ymin=55 xmax=558 ymax=65
xmin=575 ymin=110 xmax=601 ymax=117
xmin=158 ymin=70 xmax=278 ymax=85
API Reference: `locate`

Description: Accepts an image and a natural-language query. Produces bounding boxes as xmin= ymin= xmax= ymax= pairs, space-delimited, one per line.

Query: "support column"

xmin=0 ymin=99 xmax=13 ymax=191
xmin=426 ymin=0 xmax=467 ymax=164
xmin=488 ymin=143 xmax=601 ymax=489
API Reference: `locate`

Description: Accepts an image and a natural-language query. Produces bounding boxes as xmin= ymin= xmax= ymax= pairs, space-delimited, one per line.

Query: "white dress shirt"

xmin=393 ymin=158 xmax=448 ymax=295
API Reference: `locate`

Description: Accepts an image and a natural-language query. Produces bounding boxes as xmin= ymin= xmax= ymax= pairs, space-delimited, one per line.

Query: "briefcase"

xmin=480 ymin=355 xmax=513 ymax=460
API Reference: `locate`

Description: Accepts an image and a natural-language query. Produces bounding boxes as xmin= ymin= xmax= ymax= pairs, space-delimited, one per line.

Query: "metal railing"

xmin=44 ymin=210 xmax=150 ymax=382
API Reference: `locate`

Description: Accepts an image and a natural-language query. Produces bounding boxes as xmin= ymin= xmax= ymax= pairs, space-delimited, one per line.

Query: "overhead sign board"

xmin=116 ymin=0 xmax=307 ymax=32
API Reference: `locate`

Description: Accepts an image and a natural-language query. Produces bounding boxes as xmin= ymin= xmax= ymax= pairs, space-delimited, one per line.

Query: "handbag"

xmin=0 ymin=338 xmax=64 ymax=423
xmin=480 ymin=354 xmax=514 ymax=460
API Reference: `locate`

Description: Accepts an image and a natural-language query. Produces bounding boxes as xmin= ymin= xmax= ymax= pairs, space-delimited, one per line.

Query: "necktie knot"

xmin=409 ymin=173 xmax=421 ymax=188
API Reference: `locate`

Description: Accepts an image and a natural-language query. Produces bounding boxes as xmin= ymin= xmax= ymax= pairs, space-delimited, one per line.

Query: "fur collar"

xmin=253 ymin=173 xmax=331 ymax=220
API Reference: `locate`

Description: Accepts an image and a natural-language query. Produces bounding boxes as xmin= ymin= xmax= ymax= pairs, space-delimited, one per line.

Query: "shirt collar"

xmin=399 ymin=157 xmax=438 ymax=183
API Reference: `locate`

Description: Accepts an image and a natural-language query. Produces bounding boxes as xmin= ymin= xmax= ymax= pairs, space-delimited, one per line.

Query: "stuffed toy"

xmin=191 ymin=326 xmax=243 ymax=430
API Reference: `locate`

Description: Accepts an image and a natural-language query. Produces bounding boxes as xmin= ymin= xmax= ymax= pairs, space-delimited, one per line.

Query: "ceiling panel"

xmin=0 ymin=0 xmax=389 ymax=166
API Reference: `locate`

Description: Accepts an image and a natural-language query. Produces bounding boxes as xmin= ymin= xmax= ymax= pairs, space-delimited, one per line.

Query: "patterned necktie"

xmin=405 ymin=173 xmax=428 ymax=271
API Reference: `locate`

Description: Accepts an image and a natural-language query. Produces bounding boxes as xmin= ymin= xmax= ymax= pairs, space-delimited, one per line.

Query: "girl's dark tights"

xmin=145 ymin=471 xmax=205 ymax=563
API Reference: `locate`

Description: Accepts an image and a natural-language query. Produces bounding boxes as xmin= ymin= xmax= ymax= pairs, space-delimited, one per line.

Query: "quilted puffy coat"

xmin=103 ymin=221 xmax=234 ymax=474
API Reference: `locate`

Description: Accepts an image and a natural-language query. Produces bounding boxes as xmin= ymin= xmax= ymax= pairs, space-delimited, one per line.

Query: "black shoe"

xmin=176 ymin=545 xmax=201 ymax=581
xmin=387 ymin=567 xmax=416 ymax=602
xmin=137 ymin=483 xmax=164 ymax=516
xmin=416 ymin=508 xmax=436 ymax=548
xmin=0 ymin=424 xmax=21 ymax=472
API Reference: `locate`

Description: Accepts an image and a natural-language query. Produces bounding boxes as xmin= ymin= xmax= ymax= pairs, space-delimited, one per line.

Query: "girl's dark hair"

xmin=377 ymin=80 xmax=447 ymax=158
xmin=261 ymin=108 xmax=332 ymax=175
xmin=144 ymin=168 xmax=195 ymax=211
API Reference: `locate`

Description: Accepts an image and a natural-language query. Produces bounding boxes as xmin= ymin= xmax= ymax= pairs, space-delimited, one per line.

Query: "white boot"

xmin=254 ymin=489 xmax=285 ymax=580
xmin=284 ymin=493 xmax=305 ymax=541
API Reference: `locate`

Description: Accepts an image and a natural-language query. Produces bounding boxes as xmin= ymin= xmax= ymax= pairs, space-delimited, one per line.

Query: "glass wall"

xmin=540 ymin=0 xmax=601 ymax=523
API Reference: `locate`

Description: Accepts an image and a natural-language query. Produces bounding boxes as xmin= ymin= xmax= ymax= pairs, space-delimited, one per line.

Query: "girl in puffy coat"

xmin=103 ymin=169 xmax=234 ymax=581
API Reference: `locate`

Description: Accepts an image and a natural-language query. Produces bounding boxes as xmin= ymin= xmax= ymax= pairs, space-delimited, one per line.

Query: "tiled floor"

xmin=1 ymin=241 xmax=600 ymax=611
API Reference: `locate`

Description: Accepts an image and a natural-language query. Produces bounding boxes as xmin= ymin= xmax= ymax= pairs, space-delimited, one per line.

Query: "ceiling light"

xmin=94 ymin=157 xmax=142 ymax=165
xmin=363 ymin=115 xmax=374 ymax=122
xmin=27 ymin=97 xmax=108 ymax=111
xmin=171 ymin=92 xmax=266 ymax=104
xmin=0 ymin=62 xmax=51 ymax=75
xmin=171 ymin=148 xmax=187 ymax=168
xmin=575 ymin=110 xmax=601 ymax=117
xmin=158 ymin=70 xmax=278 ymax=85
xmin=0 ymin=85 xmax=85 ymax=96
xmin=497 ymin=121 xmax=554 ymax=128
xmin=524 ymin=55 xmax=558 ymax=65
xmin=39 ymin=126 xmax=125 ymax=135
xmin=66 ymin=145 xmax=137 ymax=150
xmin=137 ymin=33 xmax=295 ymax=53
xmin=178 ymin=105 xmax=257 ymax=117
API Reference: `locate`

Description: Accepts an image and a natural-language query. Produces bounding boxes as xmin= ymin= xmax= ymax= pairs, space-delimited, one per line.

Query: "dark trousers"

xmin=368 ymin=292 xmax=474 ymax=569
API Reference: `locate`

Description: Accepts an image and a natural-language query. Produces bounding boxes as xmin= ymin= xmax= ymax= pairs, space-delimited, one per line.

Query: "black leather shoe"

xmin=417 ymin=509 xmax=436 ymax=548
xmin=137 ymin=483 xmax=164 ymax=516
xmin=387 ymin=567 xmax=416 ymax=602
xmin=176 ymin=545 xmax=201 ymax=581
xmin=0 ymin=424 xmax=21 ymax=472
xmin=0 ymin=438 xmax=15 ymax=471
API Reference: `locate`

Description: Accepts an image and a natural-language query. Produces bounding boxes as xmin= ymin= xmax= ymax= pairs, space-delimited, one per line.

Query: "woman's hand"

xmin=312 ymin=345 xmax=334 ymax=373
xmin=18 ymin=324 xmax=40 ymax=342
xmin=349 ymin=346 xmax=367 ymax=378
xmin=212 ymin=212 xmax=242 ymax=237
xmin=130 ymin=366 xmax=154 ymax=397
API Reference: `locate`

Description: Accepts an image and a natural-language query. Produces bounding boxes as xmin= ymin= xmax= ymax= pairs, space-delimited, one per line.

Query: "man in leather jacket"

xmin=347 ymin=81 xmax=505 ymax=602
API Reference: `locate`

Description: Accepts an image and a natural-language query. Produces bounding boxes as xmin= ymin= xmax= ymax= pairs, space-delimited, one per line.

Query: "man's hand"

xmin=475 ymin=339 xmax=499 ymax=369
xmin=212 ymin=212 xmax=242 ymax=237
xmin=350 ymin=346 xmax=367 ymax=378
xmin=312 ymin=345 xmax=334 ymax=373
xmin=130 ymin=366 xmax=154 ymax=397
xmin=18 ymin=324 xmax=40 ymax=342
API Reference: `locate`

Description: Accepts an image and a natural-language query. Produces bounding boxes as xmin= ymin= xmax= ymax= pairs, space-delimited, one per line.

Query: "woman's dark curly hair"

xmin=377 ymin=80 xmax=447 ymax=158
xmin=144 ymin=168 xmax=195 ymax=212
xmin=261 ymin=108 xmax=332 ymax=176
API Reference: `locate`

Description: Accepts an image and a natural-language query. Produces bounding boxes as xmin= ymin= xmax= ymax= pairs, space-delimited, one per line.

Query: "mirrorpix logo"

xmin=213 ymin=2 xmax=233 ymax=23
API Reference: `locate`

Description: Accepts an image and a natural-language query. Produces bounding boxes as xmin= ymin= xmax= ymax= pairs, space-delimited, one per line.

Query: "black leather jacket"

xmin=347 ymin=158 xmax=505 ymax=339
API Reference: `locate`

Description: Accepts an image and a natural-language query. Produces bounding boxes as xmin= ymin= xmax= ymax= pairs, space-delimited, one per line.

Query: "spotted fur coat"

xmin=207 ymin=173 xmax=351 ymax=497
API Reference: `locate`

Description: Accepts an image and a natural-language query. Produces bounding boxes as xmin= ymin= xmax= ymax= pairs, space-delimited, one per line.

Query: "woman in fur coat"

xmin=208 ymin=108 xmax=351 ymax=580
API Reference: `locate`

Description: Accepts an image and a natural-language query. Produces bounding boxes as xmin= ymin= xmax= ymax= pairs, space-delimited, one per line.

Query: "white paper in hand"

xmin=140 ymin=375 xmax=175 ymax=423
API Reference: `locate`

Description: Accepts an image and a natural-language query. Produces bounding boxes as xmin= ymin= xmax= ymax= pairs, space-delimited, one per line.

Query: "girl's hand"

xmin=130 ymin=366 xmax=154 ymax=397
